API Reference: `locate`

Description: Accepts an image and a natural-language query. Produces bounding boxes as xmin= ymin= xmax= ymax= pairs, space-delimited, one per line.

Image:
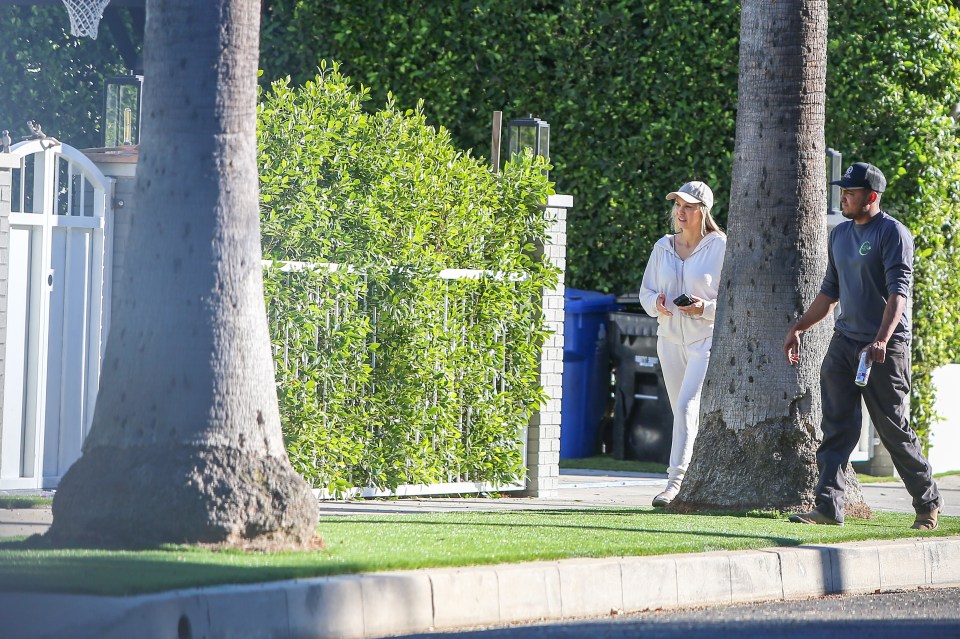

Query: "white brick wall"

xmin=524 ymin=194 xmax=570 ymax=497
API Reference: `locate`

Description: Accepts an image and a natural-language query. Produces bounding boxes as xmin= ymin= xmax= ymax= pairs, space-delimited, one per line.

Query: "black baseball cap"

xmin=831 ymin=162 xmax=886 ymax=193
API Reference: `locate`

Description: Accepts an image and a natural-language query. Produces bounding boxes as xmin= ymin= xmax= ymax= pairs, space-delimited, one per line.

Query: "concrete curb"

xmin=2 ymin=537 xmax=958 ymax=639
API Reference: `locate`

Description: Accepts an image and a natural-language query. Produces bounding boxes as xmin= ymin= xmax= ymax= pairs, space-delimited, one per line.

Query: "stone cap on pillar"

xmin=546 ymin=194 xmax=573 ymax=209
xmin=81 ymin=145 xmax=139 ymax=177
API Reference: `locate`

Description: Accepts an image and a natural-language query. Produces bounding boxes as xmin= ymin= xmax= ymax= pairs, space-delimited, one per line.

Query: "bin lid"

xmin=615 ymin=290 xmax=649 ymax=314
xmin=609 ymin=310 xmax=658 ymax=336
xmin=565 ymin=288 xmax=620 ymax=314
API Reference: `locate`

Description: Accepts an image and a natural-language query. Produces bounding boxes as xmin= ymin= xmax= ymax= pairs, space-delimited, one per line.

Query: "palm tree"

xmin=46 ymin=0 xmax=319 ymax=547
xmin=672 ymin=0 xmax=869 ymax=515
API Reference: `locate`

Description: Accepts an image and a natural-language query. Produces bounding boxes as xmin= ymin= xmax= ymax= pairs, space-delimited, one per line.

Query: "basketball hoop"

xmin=62 ymin=0 xmax=112 ymax=39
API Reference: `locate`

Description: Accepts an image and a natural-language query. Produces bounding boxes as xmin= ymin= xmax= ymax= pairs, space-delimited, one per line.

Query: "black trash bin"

xmin=607 ymin=296 xmax=674 ymax=463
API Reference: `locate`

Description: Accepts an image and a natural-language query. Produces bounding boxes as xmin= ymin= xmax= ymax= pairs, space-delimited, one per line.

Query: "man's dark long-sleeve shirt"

xmin=821 ymin=211 xmax=913 ymax=342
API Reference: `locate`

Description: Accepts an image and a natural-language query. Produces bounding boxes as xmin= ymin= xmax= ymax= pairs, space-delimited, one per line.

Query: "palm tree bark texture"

xmin=46 ymin=0 xmax=319 ymax=548
xmin=671 ymin=0 xmax=869 ymax=516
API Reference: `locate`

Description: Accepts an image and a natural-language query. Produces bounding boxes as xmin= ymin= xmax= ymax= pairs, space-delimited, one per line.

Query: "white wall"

xmin=929 ymin=364 xmax=960 ymax=473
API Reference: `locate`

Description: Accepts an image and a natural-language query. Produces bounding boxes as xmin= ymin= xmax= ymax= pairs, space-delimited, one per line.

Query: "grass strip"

xmin=0 ymin=495 xmax=51 ymax=509
xmin=0 ymin=508 xmax=956 ymax=597
xmin=857 ymin=474 xmax=900 ymax=484
xmin=559 ymin=456 xmax=668 ymax=474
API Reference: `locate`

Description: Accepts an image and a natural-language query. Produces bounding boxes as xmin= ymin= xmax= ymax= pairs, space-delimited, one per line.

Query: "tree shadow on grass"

xmin=0 ymin=536 xmax=364 ymax=596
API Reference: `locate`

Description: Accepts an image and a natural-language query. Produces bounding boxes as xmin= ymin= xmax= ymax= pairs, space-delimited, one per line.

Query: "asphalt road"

xmin=411 ymin=586 xmax=960 ymax=639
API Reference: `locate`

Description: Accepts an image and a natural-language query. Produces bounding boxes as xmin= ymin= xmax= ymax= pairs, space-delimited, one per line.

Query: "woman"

xmin=639 ymin=181 xmax=726 ymax=507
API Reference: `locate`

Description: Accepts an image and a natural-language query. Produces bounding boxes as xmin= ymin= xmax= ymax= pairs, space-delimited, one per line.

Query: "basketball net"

xmin=62 ymin=0 xmax=112 ymax=39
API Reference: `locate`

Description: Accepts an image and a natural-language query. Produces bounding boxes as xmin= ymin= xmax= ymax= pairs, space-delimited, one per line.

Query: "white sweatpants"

xmin=656 ymin=336 xmax=712 ymax=480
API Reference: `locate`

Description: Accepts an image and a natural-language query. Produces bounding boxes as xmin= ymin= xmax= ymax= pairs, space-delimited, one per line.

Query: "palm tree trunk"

xmin=672 ymin=0 xmax=869 ymax=516
xmin=46 ymin=0 xmax=319 ymax=547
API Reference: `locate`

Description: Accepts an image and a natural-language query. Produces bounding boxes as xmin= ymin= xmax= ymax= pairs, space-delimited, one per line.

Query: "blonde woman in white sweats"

xmin=639 ymin=181 xmax=726 ymax=507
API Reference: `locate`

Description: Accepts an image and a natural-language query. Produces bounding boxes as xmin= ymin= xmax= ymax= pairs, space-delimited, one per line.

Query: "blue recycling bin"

xmin=561 ymin=289 xmax=620 ymax=459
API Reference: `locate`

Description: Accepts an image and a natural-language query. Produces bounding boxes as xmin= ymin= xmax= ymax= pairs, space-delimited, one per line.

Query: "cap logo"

xmin=844 ymin=166 xmax=854 ymax=178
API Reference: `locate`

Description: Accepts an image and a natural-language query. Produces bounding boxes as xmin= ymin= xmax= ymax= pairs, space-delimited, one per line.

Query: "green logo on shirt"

xmin=858 ymin=241 xmax=872 ymax=256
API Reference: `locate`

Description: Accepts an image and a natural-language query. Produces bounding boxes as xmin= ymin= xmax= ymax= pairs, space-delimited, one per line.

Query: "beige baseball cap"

xmin=666 ymin=181 xmax=714 ymax=210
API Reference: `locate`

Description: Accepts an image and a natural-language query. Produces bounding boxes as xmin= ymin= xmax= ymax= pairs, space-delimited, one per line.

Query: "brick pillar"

xmin=0 ymin=154 xmax=18 ymax=433
xmin=82 ymin=148 xmax=138 ymax=319
xmin=523 ymin=194 xmax=570 ymax=497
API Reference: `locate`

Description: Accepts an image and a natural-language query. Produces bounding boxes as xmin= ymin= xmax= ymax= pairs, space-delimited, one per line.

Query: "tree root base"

xmin=44 ymin=444 xmax=320 ymax=550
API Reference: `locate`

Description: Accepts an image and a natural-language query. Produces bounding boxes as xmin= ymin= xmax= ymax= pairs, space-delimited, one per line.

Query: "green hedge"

xmin=259 ymin=0 xmax=741 ymax=294
xmin=258 ymin=65 xmax=556 ymax=493
xmin=4 ymin=1 xmax=957 ymax=446
xmin=260 ymin=0 xmax=960 ymax=446
xmin=826 ymin=1 xmax=960 ymax=443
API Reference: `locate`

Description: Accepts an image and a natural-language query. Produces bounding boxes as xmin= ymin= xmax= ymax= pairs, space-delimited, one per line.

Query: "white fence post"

xmin=0 ymin=153 xmax=17 ymax=442
xmin=523 ymin=193 xmax=570 ymax=497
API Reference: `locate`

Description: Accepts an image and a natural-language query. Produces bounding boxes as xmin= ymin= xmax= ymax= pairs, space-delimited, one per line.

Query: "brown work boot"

xmin=788 ymin=509 xmax=843 ymax=526
xmin=911 ymin=507 xmax=939 ymax=531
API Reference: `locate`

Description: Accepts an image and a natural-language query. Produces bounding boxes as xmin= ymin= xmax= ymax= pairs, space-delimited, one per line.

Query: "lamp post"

xmin=505 ymin=115 xmax=550 ymax=175
xmin=826 ymin=147 xmax=842 ymax=216
xmin=102 ymin=73 xmax=143 ymax=148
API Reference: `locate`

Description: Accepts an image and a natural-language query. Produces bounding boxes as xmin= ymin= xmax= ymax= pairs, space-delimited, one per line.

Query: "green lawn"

xmin=0 ymin=495 xmax=51 ymax=509
xmin=1 ymin=508 xmax=956 ymax=597
xmin=559 ymin=456 xmax=668 ymax=474
xmin=3 ymin=464 xmax=956 ymax=597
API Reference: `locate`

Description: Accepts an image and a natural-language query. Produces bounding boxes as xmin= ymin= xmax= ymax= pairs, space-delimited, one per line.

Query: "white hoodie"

xmin=639 ymin=231 xmax=726 ymax=346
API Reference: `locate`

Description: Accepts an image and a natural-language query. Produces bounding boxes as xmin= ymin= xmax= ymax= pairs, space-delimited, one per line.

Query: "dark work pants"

xmin=816 ymin=331 xmax=941 ymax=522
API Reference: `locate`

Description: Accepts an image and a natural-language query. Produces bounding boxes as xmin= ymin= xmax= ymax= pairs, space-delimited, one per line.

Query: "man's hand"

xmin=784 ymin=328 xmax=801 ymax=365
xmin=783 ymin=294 xmax=839 ymax=367
xmin=866 ymin=339 xmax=887 ymax=365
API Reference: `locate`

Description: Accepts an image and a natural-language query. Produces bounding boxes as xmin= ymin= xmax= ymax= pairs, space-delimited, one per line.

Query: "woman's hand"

xmin=677 ymin=295 xmax=705 ymax=317
xmin=655 ymin=294 xmax=674 ymax=316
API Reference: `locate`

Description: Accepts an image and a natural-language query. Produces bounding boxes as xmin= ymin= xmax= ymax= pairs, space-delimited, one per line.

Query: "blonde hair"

xmin=670 ymin=201 xmax=725 ymax=237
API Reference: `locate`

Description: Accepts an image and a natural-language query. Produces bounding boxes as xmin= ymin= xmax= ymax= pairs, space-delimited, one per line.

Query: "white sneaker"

xmin=651 ymin=491 xmax=674 ymax=507
xmin=651 ymin=476 xmax=683 ymax=507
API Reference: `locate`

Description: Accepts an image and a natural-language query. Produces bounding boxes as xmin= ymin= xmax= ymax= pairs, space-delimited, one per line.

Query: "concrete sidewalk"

xmin=1 ymin=472 xmax=958 ymax=639
xmin=1 ymin=470 xmax=958 ymax=532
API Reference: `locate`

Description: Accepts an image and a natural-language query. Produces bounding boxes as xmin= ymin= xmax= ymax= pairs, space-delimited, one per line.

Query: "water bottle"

xmin=855 ymin=351 xmax=872 ymax=387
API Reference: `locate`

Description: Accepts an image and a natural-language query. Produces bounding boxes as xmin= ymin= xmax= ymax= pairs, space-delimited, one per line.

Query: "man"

xmin=783 ymin=162 xmax=942 ymax=529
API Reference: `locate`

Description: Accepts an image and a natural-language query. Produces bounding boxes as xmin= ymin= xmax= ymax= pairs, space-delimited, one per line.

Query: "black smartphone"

xmin=673 ymin=294 xmax=695 ymax=307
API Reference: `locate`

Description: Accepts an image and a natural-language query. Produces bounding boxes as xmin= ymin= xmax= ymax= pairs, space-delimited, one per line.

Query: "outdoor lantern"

xmin=505 ymin=115 xmax=550 ymax=175
xmin=102 ymin=73 xmax=143 ymax=147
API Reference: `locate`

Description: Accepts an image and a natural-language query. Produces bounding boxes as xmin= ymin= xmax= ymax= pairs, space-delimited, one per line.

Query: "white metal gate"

xmin=1 ymin=140 xmax=113 ymax=490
